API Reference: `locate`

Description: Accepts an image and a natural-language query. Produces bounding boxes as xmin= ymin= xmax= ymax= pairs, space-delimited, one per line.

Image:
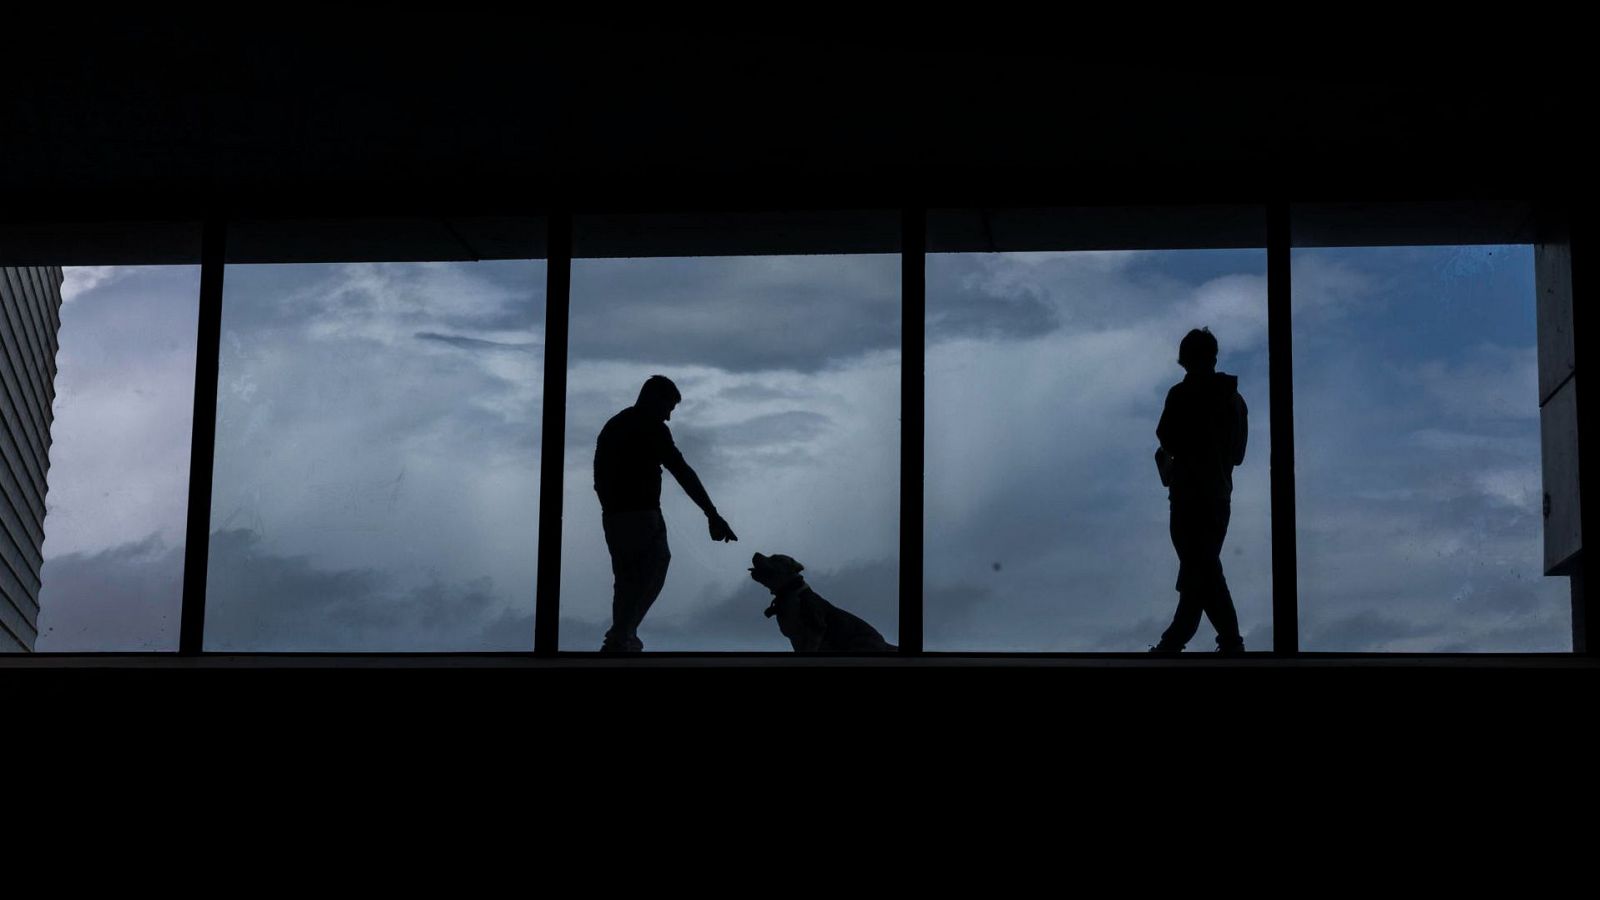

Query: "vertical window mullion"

xmin=1267 ymin=203 xmax=1299 ymax=655
xmin=901 ymin=207 xmax=926 ymax=655
xmin=178 ymin=216 xmax=226 ymax=655
xmin=534 ymin=210 xmax=572 ymax=656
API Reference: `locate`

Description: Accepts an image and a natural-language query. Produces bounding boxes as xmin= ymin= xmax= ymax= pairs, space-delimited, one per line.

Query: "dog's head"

xmin=749 ymin=552 xmax=805 ymax=593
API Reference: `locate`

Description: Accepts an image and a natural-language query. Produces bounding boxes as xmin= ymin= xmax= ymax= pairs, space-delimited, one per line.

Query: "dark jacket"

xmin=1156 ymin=371 xmax=1247 ymax=501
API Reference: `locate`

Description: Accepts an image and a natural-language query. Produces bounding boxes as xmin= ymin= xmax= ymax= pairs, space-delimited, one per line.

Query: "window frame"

xmin=1 ymin=202 xmax=1584 ymax=663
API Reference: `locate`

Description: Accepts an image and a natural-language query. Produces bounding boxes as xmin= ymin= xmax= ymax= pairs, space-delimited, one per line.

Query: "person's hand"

xmin=708 ymin=513 xmax=738 ymax=543
xmin=1154 ymin=447 xmax=1173 ymax=487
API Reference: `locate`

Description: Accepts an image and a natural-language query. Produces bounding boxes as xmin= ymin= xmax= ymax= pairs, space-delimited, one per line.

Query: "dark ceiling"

xmin=3 ymin=16 xmax=1582 ymax=226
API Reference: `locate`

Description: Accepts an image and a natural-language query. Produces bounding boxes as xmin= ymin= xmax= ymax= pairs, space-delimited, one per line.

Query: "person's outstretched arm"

xmin=662 ymin=442 xmax=738 ymax=542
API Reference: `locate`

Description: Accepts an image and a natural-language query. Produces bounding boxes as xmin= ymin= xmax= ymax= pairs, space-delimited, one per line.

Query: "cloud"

xmin=35 ymin=262 xmax=550 ymax=652
xmin=927 ymin=253 xmax=1059 ymax=342
xmin=414 ymin=331 xmax=540 ymax=352
xmin=1188 ymin=272 xmax=1269 ymax=349
xmin=35 ymin=533 xmax=183 ymax=651
xmin=43 ymin=265 xmax=199 ymax=558
xmin=59 ymin=265 xmax=128 ymax=303
xmin=1435 ymin=617 xmax=1571 ymax=653
xmin=714 ymin=382 xmax=814 ymax=404
xmin=223 ymin=261 xmax=545 ymax=348
xmin=207 ymin=260 xmax=545 ymax=603
xmin=1303 ymin=610 xmax=1439 ymax=652
xmin=1294 ymin=255 xmax=1554 ymax=568
xmin=569 ymin=255 xmax=900 ymax=372
xmin=1403 ymin=344 xmax=1541 ymax=423
xmin=1289 ymin=250 xmax=1563 ymax=652
xmin=1288 ymin=253 xmax=1373 ymax=322
xmin=708 ymin=411 xmax=833 ymax=449
xmin=203 ymin=528 xmax=531 ymax=651
xmin=1091 ymin=616 xmax=1173 ymax=652
xmin=37 ymin=528 xmax=547 ymax=653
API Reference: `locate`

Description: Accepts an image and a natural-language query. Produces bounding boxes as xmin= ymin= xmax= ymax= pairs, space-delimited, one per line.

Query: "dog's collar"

xmin=762 ymin=575 xmax=808 ymax=618
xmin=770 ymin=574 xmax=807 ymax=597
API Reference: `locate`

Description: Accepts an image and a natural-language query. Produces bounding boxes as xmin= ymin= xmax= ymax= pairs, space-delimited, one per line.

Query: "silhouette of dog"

xmin=748 ymin=552 xmax=895 ymax=653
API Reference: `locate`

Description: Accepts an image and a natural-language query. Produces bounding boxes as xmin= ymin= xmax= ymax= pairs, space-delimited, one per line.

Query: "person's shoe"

xmin=1215 ymin=637 xmax=1246 ymax=656
xmin=1148 ymin=641 xmax=1183 ymax=655
xmin=600 ymin=632 xmax=643 ymax=654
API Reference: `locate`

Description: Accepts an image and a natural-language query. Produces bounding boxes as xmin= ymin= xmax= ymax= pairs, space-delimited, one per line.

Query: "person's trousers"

xmin=601 ymin=509 xmax=671 ymax=652
xmin=1158 ymin=498 xmax=1243 ymax=651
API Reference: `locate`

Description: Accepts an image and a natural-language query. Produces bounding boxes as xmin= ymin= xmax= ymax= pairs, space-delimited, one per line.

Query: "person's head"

xmin=636 ymin=375 xmax=682 ymax=421
xmin=1178 ymin=327 xmax=1219 ymax=374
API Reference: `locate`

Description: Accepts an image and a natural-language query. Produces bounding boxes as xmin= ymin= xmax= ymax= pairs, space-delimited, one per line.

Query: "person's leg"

xmin=1156 ymin=503 xmax=1205 ymax=651
xmin=627 ymin=511 xmax=671 ymax=651
xmin=601 ymin=511 xmax=653 ymax=652
xmin=1199 ymin=501 xmax=1244 ymax=652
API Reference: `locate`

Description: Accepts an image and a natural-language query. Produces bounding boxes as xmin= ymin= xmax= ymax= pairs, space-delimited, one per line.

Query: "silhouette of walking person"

xmin=1151 ymin=328 xmax=1248 ymax=655
xmin=595 ymin=375 xmax=737 ymax=652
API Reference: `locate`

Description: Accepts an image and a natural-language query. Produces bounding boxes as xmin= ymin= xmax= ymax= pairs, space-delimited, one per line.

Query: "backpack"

xmin=1228 ymin=391 xmax=1248 ymax=467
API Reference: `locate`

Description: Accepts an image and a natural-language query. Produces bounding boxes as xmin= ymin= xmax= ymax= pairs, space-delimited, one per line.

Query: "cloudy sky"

xmin=33 ymin=265 xmax=198 ymax=650
xmin=25 ymin=241 xmax=1567 ymax=652
xmin=1292 ymin=246 xmax=1566 ymax=651
xmin=924 ymin=249 xmax=1275 ymax=650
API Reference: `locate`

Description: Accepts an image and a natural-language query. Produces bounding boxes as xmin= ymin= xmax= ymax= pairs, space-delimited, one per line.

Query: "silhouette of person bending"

xmin=1151 ymin=328 xmax=1248 ymax=655
xmin=595 ymin=375 xmax=737 ymax=652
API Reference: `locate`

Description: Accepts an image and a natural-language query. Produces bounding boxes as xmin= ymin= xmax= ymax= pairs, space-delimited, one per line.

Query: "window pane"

xmin=562 ymin=254 xmax=900 ymax=651
xmin=925 ymin=249 xmax=1272 ymax=651
xmin=24 ymin=266 xmax=199 ymax=652
xmin=205 ymin=260 xmax=544 ymax=650
xmin=1293 ymin=246 xmax=1568 ymax=651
